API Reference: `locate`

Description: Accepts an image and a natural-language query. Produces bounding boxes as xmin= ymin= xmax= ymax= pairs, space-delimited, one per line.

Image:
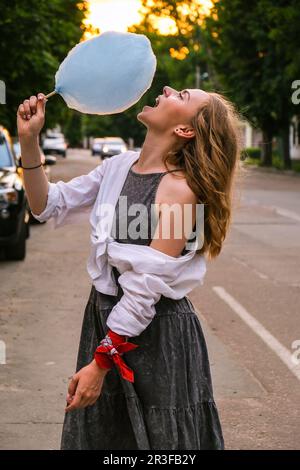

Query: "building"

xmin=240 ymin=117 xmax=300 ymax=160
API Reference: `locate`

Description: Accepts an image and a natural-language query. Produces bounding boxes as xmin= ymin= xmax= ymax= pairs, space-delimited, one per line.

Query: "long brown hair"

xmin=163 ymin=91 xmax=245 ymax=260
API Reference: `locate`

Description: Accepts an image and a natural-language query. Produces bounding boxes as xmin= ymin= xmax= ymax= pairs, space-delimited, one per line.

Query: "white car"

xmin=92 ymin=138 xmax=106 ymax=156
xmin=42 ymin=133 xmax=67 ymax=157
xmin=101 ymin=137 xmax=128 ymax=159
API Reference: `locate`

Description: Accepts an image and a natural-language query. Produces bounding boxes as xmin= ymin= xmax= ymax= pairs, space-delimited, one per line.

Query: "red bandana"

xmin=94 ymin=330 xmax=139 ymax=383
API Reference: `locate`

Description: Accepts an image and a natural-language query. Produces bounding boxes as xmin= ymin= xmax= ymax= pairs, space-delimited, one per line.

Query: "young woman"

xmin=17 ymin=86 xmax=241 ymax=450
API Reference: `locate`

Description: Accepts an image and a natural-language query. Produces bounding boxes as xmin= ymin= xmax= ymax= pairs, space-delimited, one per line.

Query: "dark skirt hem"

xmin=60 ymin=283 xmax=225 ymax=450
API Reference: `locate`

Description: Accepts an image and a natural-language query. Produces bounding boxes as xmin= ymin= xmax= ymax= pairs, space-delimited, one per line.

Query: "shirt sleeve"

xmin=106 ymin=270 xmax=162 ymax=337
xmin=30 ymin=159 xmax=108 ymax=228
xmin=105 ymin=252 xmax=207 ymax=338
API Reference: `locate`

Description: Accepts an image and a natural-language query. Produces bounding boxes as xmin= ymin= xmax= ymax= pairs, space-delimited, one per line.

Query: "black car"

xmin=13 ymin=140 xmax=56 ymax=224
xmin=0 ymin=126 xmax=30 ymax=260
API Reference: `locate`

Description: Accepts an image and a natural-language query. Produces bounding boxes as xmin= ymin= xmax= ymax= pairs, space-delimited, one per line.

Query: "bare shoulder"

xmin=150 ymin=170 xmax=198 ymax=257
xmin=155 ymin=170 xmax=197 ymax=206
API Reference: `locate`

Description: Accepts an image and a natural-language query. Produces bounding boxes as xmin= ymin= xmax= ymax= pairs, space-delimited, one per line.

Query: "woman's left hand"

xmin=65 ymin=359 xmax=109 ymax=412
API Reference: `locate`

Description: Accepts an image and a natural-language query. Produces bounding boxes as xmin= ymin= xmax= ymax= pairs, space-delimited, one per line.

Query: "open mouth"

xmin=154 ymin=96 xmax=160 ymax=107
xmin=142 ymin=96 xmax=160 ymax=112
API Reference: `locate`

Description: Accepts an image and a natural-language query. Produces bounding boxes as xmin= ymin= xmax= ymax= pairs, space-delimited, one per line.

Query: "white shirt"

xmin=32 ymin=151 xmax=207 ymax=337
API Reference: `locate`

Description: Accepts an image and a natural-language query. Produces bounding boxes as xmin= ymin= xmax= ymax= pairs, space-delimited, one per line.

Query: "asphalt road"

xmin=0 ymin=149 xmax=299 ymax=449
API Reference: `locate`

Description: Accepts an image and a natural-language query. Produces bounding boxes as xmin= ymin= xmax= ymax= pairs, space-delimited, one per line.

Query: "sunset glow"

xmin=83 ymin=0 xmax=142 ymax=36
xmin=84 ymin=0 xmax=213 ymax=37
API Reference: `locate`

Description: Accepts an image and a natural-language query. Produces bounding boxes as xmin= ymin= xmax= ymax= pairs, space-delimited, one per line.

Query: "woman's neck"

xmin=135 ymin=130 xmax=178 ymax=172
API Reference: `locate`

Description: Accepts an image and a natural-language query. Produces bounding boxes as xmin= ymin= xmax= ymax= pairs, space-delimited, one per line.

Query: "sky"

xmin=85 ymin=0 xmax=143 ymax=34
xmin=85 ymin=0 xmax=213 ymax=36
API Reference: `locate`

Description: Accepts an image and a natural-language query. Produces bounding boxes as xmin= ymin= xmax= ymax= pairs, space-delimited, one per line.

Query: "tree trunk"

xmin=281 ymin=122 xmax=292 ymax=170
xmin=261 ymin=130 xmax=273 ymax=166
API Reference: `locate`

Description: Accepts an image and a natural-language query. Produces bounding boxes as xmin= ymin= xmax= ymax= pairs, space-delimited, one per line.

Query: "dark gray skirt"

xmin=60 ymin=268 xmax=225 ymax=450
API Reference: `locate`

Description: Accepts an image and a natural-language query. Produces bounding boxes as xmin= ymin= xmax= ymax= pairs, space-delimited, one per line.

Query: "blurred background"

xmin=1 ymin=0 xmax=299 ymax=163
xmin=0 ymin=0 xmax=299 ymax=450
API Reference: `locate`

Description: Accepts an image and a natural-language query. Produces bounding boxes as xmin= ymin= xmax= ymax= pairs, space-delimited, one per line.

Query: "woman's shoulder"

xmin=157 ymin=170 xmax=197 ymax=206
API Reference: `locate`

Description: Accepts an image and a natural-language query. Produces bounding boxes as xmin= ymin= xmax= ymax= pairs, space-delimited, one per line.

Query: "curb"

xmin=241 ymin=163 xmax=300 ymax=178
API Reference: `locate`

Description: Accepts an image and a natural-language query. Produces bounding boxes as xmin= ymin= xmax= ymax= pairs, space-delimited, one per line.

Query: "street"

xmin=0 ymin=150 xmax=299 ymax=449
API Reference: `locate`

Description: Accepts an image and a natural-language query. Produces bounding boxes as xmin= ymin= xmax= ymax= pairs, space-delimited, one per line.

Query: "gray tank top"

xmin=111 ymin=163 xmax=196 ymax=256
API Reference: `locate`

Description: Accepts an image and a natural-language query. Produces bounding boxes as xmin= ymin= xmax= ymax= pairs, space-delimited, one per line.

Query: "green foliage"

xmin=2 ymin=0 xmax=299 ymax=161
xmin=0 ymin=0 xmax=87 ymax=135
xmin=241 ymin=147 xmax=261 ymax=160
xmin=82 ymin=1 xmax=211 ymax=146
xmin=203 ymin=0 xmax=300 ymax=165
xmin=63 ymin=110 xmax=84 ymax=147
xmin=244 ymin=154 xmax=300 ymax=173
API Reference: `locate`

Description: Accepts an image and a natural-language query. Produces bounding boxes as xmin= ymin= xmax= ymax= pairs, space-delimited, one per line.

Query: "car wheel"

xmin=5 ymin=221 xmax=26 ymax=261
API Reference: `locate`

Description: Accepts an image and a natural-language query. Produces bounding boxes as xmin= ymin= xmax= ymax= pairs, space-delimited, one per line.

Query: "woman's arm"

xmin=17 ymin=94 xmax=49 ymax=214
xmin=17 ymin=93 xmax=107 ymax=227
xmin=30 ymin=163 xmax=107 ymax=227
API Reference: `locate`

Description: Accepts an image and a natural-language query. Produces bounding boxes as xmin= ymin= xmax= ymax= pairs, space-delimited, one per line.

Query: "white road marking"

xmin=232 ymin=256 xmax=269 ymax=280
xmin=212 ymin=286 xmax=300 ymax=381
xmin=273 ymin=207 xmax=300 ymax=223
xmin=242 ymin=197 xmax=300 ymax=223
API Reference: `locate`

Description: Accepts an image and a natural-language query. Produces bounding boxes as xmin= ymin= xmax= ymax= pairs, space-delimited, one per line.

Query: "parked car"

xmin=13 ymin=140 xmax=56 ymax=225
xmin=92 ymin=137 xmax=105 ymax=156
xmin=0 ymin=126 xmax=30 ymax=260
xmin=13 ymin=140 xmax=56 ymax=182
xmin=101 ymin=137 xmax=128 ymax=159
xmin=42 ymin=132 xmax=67 ymax=157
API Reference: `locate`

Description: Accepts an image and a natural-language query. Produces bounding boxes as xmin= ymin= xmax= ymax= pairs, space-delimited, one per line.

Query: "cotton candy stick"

xmin=45 ymin=91 xmax=57 ymax=99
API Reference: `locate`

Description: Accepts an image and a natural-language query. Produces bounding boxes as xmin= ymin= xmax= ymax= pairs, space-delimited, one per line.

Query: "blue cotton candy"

xmin=54 ymin=31 xmax=157 ymax=115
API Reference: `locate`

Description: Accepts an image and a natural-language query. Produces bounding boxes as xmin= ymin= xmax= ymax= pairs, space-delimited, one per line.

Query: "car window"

xmin=44 ymin=137 xmax=64 ymax=143
xmin=106 ymin=141 xmax=124 ymax=146
xmin=0 ymin=136 xmax=13 ymax=167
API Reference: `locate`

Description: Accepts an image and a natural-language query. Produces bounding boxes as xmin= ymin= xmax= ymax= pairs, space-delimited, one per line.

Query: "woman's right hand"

xmin=17 ymin=93 xmax=47 ymax=140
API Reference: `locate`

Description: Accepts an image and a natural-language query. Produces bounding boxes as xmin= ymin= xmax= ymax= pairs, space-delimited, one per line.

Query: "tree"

xmin=0 ymin=0 xmax=88 ymax=135
xmin=82 ymin=0 xmax=212 ymax=147
xmin=63 ymin=110 xmax=84 ymax=148
xmin=203 ymin=0 xmax=300 ymax=168
xmin=265 ymin=0 xmax=300 ymax=168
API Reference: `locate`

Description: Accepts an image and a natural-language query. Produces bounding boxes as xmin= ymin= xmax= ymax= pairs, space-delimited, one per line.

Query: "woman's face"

xmin=137 ymin=86 xmax=210 ymax=132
